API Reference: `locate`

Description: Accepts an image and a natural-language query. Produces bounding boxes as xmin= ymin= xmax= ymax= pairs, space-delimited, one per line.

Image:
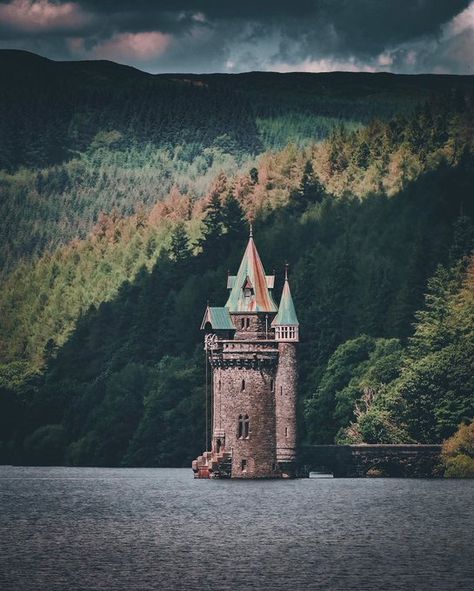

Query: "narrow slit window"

xmin=280 ymin=386 xmax=283 ymax=396
xmin=241 ymin=459 xmax=247 ymax=471
xmin=241 ymin=318 xmax=245 ymax=329
xmin=270 ymin=379 xmax=274 ymax=392
xmin=246 ymin=318 xmax=250 ymax=328
xmin=241 ymin=379 xmax=245 ymax=391
xmin=244 ymin=414 xmax=250 ymax=438
xmin=238 ymin=414 xmax=243 ymax=438
xmin=285 ymin=426 xmax=288 ymax=438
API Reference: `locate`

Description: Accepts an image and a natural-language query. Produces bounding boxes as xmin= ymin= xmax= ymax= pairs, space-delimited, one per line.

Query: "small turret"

xmin=272 ymin=265 xmax=299 ymax=342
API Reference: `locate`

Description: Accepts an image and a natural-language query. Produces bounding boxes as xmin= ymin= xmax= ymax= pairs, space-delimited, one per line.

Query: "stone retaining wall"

xmin=299 ymin=444 xmax=443 ymax=477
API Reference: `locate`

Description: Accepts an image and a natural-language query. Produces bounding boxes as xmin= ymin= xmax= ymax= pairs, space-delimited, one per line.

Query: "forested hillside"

xmin=0 ymin=51 xmax=473 ymax=466
xmin=1 ymin=49 xmax=473 ymax=274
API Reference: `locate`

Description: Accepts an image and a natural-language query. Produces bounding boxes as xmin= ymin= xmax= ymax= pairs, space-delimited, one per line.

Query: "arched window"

xmin=241 ymin=379 xmax=245 ymax=391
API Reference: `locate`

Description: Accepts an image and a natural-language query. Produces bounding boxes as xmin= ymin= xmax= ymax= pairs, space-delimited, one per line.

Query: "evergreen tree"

xmin=169 ymin=223 xmax=192 ymax=264
xmin=221 ymin=192 xmax=247 ymax=241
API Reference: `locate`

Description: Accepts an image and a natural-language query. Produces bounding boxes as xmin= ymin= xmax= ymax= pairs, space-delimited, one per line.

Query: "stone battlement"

xmin=209 ymin=342 xmax=279 ymax=369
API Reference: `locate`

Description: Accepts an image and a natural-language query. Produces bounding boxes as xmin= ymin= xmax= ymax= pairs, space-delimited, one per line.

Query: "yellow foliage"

xmin=442 ymin=422 xmax=474 ymax=478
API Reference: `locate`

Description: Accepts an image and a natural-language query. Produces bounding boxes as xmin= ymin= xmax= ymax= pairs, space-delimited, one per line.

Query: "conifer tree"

xmin=221 ymin=192 xmax=246 ymax=241
xmin=169 ymin=223 xmax=192 ymax=264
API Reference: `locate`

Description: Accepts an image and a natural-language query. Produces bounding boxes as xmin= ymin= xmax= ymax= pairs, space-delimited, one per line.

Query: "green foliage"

xmin=1 ymin=54 xmax=472 ymax=274
xmin=169 ymin=223 xmax=192 ymax=264
xmin=0 ymin=64 xmax=473 ymax=464
xmin=23 ymin=425 xmax=67 ymax=465
xmin=2 ymin=157 xmax=473 ymax=464
xmin=324 ymin=255 xmax=474 ymax=446
xmin=66 ymin=364 xmax=148 ymax=466
xmin=123 ymin=355 xmax=205 ymax=467
xmin=444 ymin=455 xmax=474 ymax=478
xmin=398 ymin=259 xmax=474 ymax=442
xmin=442 ymin=422 xmax=474 ymax=478
xmin=305 ymin=336 xmax=405 ymax=444
xmin=0 ymin=144 xmax=244 ymax=275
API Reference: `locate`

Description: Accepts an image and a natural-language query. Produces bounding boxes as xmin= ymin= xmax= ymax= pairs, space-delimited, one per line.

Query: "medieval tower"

xmin=192 ymin=229 xmax=299 ymax=478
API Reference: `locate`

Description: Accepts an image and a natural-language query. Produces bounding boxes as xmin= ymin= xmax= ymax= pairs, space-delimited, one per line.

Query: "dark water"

xmin=0 ymin=467 xmax=473 ymax=591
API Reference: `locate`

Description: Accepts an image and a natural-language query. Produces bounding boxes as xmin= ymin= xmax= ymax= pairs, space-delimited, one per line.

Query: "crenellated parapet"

xmin=209 ymin=354 xmax=278 ymax=370
xmin=208 ymin=339 xmax=279 ymax=369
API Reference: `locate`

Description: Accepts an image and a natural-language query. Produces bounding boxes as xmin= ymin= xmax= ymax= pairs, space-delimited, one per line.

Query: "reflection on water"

xmin=0 ymin=466 xmax=473 ymax=591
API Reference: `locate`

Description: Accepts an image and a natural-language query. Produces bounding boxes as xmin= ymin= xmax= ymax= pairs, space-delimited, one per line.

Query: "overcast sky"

xmin=0 ymin=0 xmax=473 ymax=74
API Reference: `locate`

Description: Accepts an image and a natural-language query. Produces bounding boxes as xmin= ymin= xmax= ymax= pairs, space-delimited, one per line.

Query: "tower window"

xmin=280 ymin=386 xmax=283 ymax=396
xmin=276 ymin=325 xmax=298 ymax=341
xmin=243 ymin=277 xmax=253 ymax=301
xmin=246 ymin=318 xmax=250 ymax=328
xmin=270 ymin=379 xmax=274 ymax=392
xmin=241 ymin=318 xmax=245 ymax=329
xmin=241 ymin=459 xmax=247 ymax=471
xmin=238 ymin=415 xmax=250 ymax=439
xmin=285 ymin=426 xmax=288 ymax=438
xmin=241 ymin=379 xmax=245 ymax=392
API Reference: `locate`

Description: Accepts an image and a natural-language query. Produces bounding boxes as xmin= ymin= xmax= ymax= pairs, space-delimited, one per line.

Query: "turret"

xmin=273 ymin=266 xmax=299 ymax=476
xmin=271 ymin=265 xmax=299 ymax=342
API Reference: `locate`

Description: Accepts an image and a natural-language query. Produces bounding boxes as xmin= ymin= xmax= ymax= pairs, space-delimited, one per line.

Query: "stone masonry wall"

xmin=231 ymin=313 xmax=276 ymax=340
xmin=213 ymin=362 xmax=278 ymax=478
xmin=274 ymin=342 xmax=297 ymax=465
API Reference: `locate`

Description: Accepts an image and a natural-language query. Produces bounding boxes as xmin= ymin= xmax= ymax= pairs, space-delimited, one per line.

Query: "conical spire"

xmin=272 ymin=268 xmax=299 ymax=326
xmin=225 ymin=234 xmax=277 ymax=312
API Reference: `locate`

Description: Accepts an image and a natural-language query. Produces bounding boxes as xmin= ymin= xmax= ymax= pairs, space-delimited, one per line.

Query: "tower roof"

xmin=200 ymin=306 xmax=235 ymax=331
xmin=225 ymin=234 xmax=277 ymax=313
xmin=272 ymin=271 xmax=299 ymax=326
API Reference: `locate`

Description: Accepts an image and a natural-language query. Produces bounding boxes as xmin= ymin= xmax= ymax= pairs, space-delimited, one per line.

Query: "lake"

xmin=0 ymin=466 xmax=473 ymax=590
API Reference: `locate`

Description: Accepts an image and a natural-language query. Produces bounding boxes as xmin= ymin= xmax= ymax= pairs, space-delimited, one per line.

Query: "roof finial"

xmin=284 ymin=262 xmax=289 ymax=281
xmin=249 ymin=222 xmax=253 ymax=238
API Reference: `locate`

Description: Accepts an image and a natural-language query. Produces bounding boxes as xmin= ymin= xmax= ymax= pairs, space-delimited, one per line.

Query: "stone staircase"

xmin=192 ymin=450 xmax=232 ymax=478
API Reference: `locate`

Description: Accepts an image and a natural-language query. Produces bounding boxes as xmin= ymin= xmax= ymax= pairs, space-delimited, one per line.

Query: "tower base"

xmin=192 ymin=453 xmax=297 ymax=479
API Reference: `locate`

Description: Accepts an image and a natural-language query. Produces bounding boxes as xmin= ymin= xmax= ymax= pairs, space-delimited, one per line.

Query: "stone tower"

xmin=192 ymin=230 xmax=299 ymax=478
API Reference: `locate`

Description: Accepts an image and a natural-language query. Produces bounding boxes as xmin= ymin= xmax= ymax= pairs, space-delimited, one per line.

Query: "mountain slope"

xmin=0 ymin=53 xmax=473 ymax=466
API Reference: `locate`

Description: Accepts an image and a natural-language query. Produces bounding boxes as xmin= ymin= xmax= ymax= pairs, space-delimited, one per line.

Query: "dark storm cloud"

xmin=0 ymin=0 xmax=472 ymax=73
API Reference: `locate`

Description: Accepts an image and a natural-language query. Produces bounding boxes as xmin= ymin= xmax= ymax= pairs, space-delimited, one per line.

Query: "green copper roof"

xmin=225 ymin=236 xmax=277 ymax=313
xmin=272 ymin=277 xmax=299 ymax=326
xmin=200 ymin=306 xmax=235 ymax=330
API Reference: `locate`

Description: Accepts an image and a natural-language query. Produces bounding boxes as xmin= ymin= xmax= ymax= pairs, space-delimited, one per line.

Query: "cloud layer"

xmin=0 ymin=0 xmax=472 ymax=73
